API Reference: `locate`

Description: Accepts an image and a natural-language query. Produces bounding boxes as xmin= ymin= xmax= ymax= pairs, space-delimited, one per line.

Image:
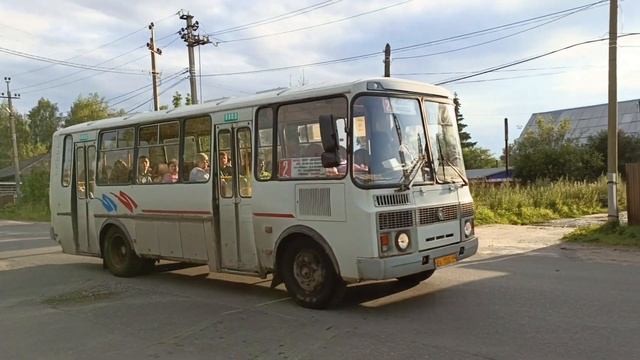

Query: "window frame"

xmin=135 ymin=120 xmax=181 ymax=186
xmin=96 ymin=127 xmax=135 ymax=186
xmin=254 ymin=94 xmax=349 ymax=182
xmin=61 ymin=135 xmax=73 ymax=187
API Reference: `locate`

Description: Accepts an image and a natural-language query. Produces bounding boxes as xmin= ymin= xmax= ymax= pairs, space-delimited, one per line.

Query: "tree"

xmin=172 ymin=92 xmax=183 ymax=108
xmin=27 ymin=98 xmax=61 ymax=148
xmin=0 ymin=104 xmax=46 ymax=168
xmin=511 ymin=116 xmax=603 ymax=182
xmin=453 ymin=93 xmax=476 ymax=149
xmin=185 ymin=93 xmax=192 ymax=106
xmin=463 ymin=146 xmax=498 ymax=169
xmin=585 ymin=130 xmax=640 ymax=177
xmin=66 ymin=93 xmax=111 ymax=127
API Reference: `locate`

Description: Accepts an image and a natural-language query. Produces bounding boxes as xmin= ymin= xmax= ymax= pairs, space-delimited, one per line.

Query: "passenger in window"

xmin=163 ymin=159 xmax=179 ymax=183
xmin=137 ymin=156 xmax=153 ymax=184
xmin=110 ymin=159 xmax=130 ymax=184
xmin=189 ymin=153 xmax=210 ymax=182
xmin=219 ymin=151 xmax=233 ymax=176
xmin=353 ymin=147 xmax=370 ymax=173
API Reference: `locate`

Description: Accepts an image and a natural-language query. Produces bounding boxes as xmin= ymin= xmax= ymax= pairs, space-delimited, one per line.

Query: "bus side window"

xmin=182 ymin=116 xmax=211 ymax=183
xmin=61 ymin=135 xmax=73 ymax=187
xmin=97 ymin=129 xmax=134 ymax=185
xmin=255 ymin=107 xmax=273 ymax=180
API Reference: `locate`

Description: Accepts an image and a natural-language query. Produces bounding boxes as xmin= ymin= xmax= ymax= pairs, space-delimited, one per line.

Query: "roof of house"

xmin=521 ymin=99 xmax=640 ymax=143
xmin=466 ymin=167 xmax=512 ymax=180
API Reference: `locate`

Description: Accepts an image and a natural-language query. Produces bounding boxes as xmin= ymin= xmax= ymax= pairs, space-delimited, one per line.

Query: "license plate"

xmin=435 ymin=254 xmax=458 ymax=268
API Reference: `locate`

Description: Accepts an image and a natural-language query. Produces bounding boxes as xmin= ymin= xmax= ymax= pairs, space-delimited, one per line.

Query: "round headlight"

xmin=464 ymin=220 xmax=473 ymax=237
xmin=395 ymin=232 xmax=410 ymax=251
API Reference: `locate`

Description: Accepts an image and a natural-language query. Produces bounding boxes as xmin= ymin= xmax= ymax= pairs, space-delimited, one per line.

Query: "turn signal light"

xmin=380 ymin=233 xmax=390 ymax=252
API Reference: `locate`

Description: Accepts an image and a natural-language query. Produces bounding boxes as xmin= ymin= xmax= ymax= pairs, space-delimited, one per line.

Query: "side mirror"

xmin=319 ymin=114 xmax=340 ymax=168
xmin=319 ymin=114 xmax=338 ymax=153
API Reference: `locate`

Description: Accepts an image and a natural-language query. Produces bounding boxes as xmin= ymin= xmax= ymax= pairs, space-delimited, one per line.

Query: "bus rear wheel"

xmin=103 ymin=227 xmax=143 ymax=277
xmin=281 ymin=240 xmax=344 ymax=309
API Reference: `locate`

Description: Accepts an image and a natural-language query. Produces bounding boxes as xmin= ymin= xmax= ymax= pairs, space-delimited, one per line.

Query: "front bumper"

xmin=356 ymin=237 xmax=478 ymax=280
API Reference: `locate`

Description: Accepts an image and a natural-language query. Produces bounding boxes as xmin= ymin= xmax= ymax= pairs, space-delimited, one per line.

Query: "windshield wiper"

xmin=435 ymin=135 xmax=468 ymax=186
xmin=391 ymin=113 xmax=406 ymax=166
xmin=396 ymin=155 xmax=425 ymax=192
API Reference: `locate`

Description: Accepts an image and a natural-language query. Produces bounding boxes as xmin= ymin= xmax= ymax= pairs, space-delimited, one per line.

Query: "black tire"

xmin=397 ymin=269 xmax=436 ymax=286
xmin=103 ymin=227 xmax=143 ymax=277
xmin=280 ymin=239 xmax=343 ymax=309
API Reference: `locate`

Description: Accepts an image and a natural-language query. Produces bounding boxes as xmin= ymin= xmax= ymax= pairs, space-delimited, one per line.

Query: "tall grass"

xmin=471 ymin=177 xmax=627 ymax=225
xmin=0 ymin=168 xmax=51 ymax=222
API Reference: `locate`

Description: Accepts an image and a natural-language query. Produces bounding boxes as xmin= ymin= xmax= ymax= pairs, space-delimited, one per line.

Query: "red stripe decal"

xmin=253 ymin=212 xmax=295 ymax=218
xmin=141 ymin=209 xmax=211 ymax=215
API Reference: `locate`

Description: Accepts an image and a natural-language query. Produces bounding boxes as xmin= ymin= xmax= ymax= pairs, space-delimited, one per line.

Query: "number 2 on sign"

xmin=279 ymin=159 xmax=292 ymax=177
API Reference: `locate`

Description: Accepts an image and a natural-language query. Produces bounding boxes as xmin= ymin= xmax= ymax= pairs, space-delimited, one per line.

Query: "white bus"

xmin=49 ymin=77 xmax=478 ymax=308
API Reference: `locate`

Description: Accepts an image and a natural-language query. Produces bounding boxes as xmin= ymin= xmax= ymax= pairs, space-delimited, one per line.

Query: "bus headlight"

xmin=395 ymin=232 xmax=410 ymax=251
xmin=464 ymin=220 xmax=473 ymax=237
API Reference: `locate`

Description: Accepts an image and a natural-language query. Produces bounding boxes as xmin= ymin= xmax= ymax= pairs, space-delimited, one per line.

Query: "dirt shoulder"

xmin=475 ymin=212 xmax=640 ymax=266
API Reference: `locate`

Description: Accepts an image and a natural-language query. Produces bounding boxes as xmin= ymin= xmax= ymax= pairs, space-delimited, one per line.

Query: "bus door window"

xmin=218 ymin=130 xmax=233 ymax=198
xmin=86 ymin=145 xmax=96 ymax=196
xmin=75 ymin=147 xmax=86 ymax=199
xmin=237 ymin=127 xmax=252 ymax=197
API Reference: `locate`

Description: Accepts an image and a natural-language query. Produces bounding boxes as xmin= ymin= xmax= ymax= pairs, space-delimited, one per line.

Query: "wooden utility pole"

xmin=607 ymin=0 xmax=619 ymax=223
xmin=504 ymin=118 xmax=509 ymax=177
xmin=179 ymin=10 xmax=212 ymax=105
xmin=384 ymin=43 xmax=391 ymax=77
xmin=147 ymin=22 xmax=162 ymax=111
xmin=1 ymin=77 xmax=22 ymax=201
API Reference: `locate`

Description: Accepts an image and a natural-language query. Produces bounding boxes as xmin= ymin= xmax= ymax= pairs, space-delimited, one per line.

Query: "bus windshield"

xmin=352 ymin=95 xmax=432 ymax=187
xmin=424 ymin=101 xmax=467 ymax=183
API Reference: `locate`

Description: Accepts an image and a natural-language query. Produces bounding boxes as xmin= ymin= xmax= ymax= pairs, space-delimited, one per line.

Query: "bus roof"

xmin=56 ymin=77 xmax=451 ymax=135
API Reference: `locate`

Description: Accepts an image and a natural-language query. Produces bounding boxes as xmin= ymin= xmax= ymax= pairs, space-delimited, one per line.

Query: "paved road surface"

xmin=1 ymin=220 xmax=639 ymax=360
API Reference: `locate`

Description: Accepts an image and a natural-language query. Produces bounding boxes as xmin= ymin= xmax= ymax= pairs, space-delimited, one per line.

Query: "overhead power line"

xmin=213 ymin=0 xmax=414 ymax=43
xmin=435 ymin=33 xmax=640 ymax=85
xmin=11 ymin=11 xmax=180 ymax=77
xmin=108 ymin=69 xmax=188 ymax=107
xmin=126 ymin=75 xmax=188 ymax=113
xmin=201 ymin=1 xmax=604 ymax=77
xmin=210 ymin=0 xmax=342 ymax=36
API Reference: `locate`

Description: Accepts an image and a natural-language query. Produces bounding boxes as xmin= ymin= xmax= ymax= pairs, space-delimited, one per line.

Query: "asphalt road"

xmin=1 ymin=220 xmax=639 ymax=360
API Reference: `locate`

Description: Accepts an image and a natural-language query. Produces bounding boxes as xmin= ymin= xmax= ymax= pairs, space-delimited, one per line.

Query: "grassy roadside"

xmin=563 ymin=223 xmax=640 ymax=248
xmin=471 ymin=177 xmax=626 ymax=225
xmin=0 ymin=202 xmax=50 ymax=222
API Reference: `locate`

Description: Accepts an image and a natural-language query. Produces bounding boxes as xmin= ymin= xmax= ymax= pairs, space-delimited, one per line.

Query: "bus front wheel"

xmin=281 ymin=240 xmax=344 ymax=309
xmin=103 ymin=227 xmax=143 ymax=277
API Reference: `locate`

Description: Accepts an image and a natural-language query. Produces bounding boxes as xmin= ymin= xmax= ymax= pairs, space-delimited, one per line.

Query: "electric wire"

xmin=214 ymin=0 xmax=413 ymax=43
xmin=434 ymin=33 xmax=640 ymax=85
xmin=126 ymin=75 xmax=188 ymax=113
xmin=108 ymin=69 xmax=188 ymax=107
xmin=210 ymin=0 xmax=342 ymax=36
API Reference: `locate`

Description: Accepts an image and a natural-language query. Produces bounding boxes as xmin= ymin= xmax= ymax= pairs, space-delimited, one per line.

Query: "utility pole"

xmin=1 ymin=77 xmax=22 ymax=201
xmin=504 ymin=118 xmax=509 ymax=178
xmin=147 ymin=22 xmax=162 ymax=111
xmin=179 ymin=10 xmax=212 ymax=105
xmin=607 ymin=0 xmax=619 ymax=223
xmin=384 ymin=43 xmax=391 ymax=77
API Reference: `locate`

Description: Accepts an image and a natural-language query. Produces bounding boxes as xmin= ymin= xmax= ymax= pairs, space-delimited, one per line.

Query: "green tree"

xmin=585 ymin=130 xmax=640 ymax=177
xmin=185 ymin=93 xmax=192 ymax=106
xmin=66 ymin=93 xmax=111 ymax=127
xmin=453 ymin=93 xmax=476 ymax=149
xmin=27 ymin=98 xmax=61 ymax=148
xmin=463 ymin=146 xmax=498 ymax=169
xmin=511 ymin=117 xmax=603 ymax=182
xmin=172 ymin=92 xmax=183 ymax=108
xmin=0 ymin=104 xmax=47 ymax=168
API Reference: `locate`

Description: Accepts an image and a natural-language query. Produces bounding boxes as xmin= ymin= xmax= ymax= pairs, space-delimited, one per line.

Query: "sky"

xmin=0 ymin=0 xmax=638 ymax=157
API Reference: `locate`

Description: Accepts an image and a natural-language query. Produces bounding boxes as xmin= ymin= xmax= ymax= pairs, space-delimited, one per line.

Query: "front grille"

xmin=461 ymin=202 xmax=475 ymax=218
xmin=374 ymin=193 xmax=411 ymax=207
xmin=377 ymin=210 xmax=414 ymax=230
xmin=418 ymin=204 xmax=458 ymax=225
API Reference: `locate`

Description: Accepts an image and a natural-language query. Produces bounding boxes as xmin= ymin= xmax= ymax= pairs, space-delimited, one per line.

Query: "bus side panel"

xmin=49 ymin=135 xmax=76 ymax=254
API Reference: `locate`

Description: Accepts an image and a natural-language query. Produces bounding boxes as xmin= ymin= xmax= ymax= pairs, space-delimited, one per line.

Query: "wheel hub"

xmin=293 ymin=251 xmax=325 ymax=293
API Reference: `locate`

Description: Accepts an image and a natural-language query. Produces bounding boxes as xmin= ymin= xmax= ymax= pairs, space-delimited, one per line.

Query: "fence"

xmin=0 ymin=182 xmax=17 ymax=207
xmin=626 ymin=163 xmax=640 ymax=226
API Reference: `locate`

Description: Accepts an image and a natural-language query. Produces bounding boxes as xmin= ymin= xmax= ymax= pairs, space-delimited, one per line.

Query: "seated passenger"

xmin=137 ymin=156 xmax=153 ymax=184
xmin=162 ymin=159 xmax=179 ymax=183
xmin=109 ymin=159 xmax=130 ymax=184
xmin=189 ymin=153 xmax=210 ymax=182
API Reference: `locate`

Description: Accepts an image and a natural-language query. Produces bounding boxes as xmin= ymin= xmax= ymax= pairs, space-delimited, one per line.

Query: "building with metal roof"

xmin=520 ymin=99 xmax=640 ymax=143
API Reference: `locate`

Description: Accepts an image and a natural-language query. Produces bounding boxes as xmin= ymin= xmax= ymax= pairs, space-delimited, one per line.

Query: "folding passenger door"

xmin=215 ymin=122 xmax=259 ymax=273
xmin=73 ymin=142 xmax=97 ymax=254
